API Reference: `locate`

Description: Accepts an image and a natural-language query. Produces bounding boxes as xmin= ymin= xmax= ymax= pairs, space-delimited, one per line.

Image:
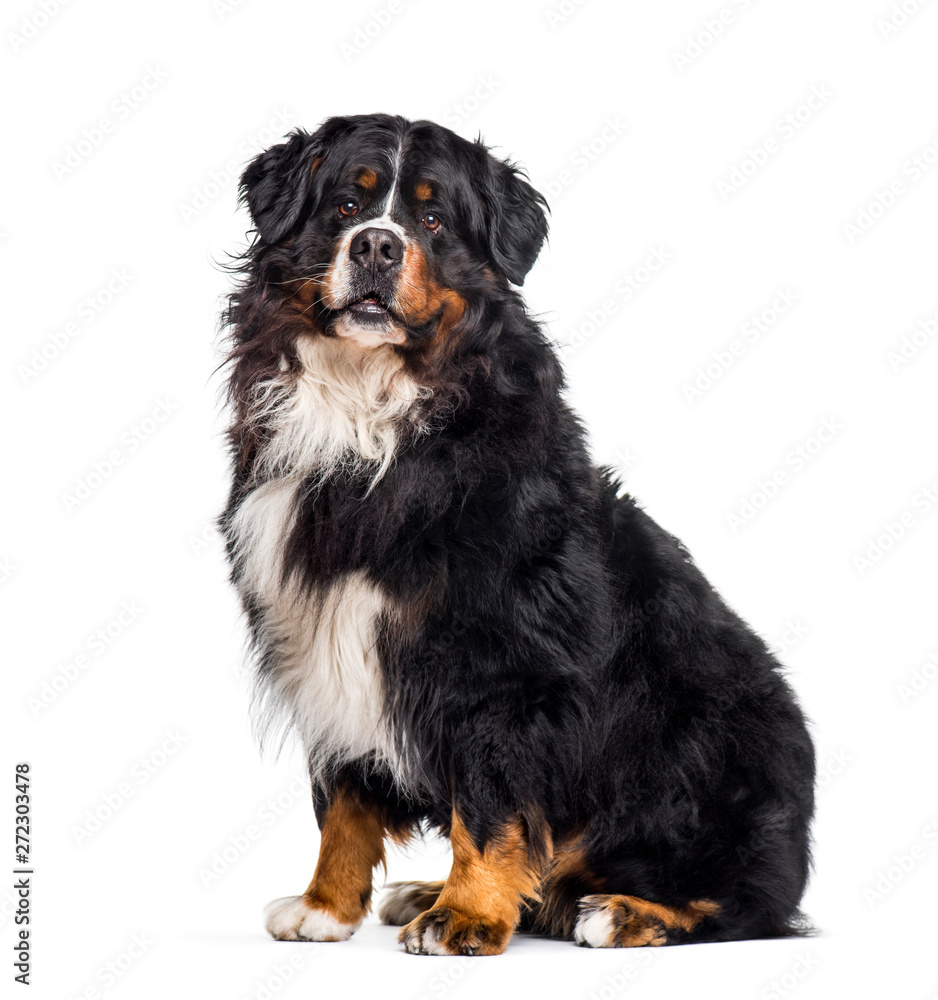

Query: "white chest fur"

xmin=229 ymin=335 xmax=426 ymax=785
xmin=255 ymin=333 xmax=428 ymax=483
xmin=231 ymin=478 xmax=402 ymax=781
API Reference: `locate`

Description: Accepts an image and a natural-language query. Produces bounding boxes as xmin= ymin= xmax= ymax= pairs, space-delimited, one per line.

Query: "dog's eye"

xmin=338 ymin=200 xmax=359 ymax=218
xmin=422 ymin=213 xmax=441 ymax=232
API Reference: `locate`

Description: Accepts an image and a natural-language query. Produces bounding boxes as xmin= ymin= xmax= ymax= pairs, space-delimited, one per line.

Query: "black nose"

xmin=349 ymin=227 xmax=403 ymax=275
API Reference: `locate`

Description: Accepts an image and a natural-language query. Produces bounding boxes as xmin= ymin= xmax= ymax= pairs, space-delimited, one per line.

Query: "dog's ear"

xmin=473 ymin=149 xmax=549 ymax=286
xmin=239 ymin=129 xmax=324 ymax=244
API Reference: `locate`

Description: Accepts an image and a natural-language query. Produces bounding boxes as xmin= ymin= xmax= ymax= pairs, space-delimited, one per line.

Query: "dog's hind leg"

xmin=573 ymin=894 xmax=721 ymax=948
xmin=378 ymin=881 xmax=445 ymax=926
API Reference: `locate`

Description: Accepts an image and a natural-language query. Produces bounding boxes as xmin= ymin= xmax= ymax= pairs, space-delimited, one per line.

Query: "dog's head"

xmin=238 ymin=114 xmax=548 ymax=350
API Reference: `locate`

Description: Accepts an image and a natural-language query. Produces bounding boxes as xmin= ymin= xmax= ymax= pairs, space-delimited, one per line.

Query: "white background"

xmin=4 ymin=0 xmax=938 ymax=997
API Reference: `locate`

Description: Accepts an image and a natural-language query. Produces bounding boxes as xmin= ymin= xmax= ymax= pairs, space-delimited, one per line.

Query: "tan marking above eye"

xmin=415 ymin=181 xmax=433 ymax=201
xmin=358 ymin=168 xmax=378 ymax=191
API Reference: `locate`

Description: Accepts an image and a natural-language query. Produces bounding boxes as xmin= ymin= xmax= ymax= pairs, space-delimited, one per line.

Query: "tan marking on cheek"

xmin=415 ymin=180 xmax=433 ymax=202
xmin=394 ymin=244 xmax=467 ymax=343
xmin=287 ymin=274 xmax=322 ymax=311
xmin=358 ymin=168 xmax=378 ymax=191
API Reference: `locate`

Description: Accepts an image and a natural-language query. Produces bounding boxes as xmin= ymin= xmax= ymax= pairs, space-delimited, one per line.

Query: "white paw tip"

xmin=402 ymin=919 xmax=448 ymax=955
xmin=573 ymin=900 xmax=615 ymax=948
xmin=264 ymin=895 xmax=361 ymax=942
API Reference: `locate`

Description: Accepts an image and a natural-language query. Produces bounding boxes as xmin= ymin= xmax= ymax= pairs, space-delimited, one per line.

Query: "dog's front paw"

xmin=264 ymin=895 xmax=362 ymax=942
xmin=399 ymin=905 xmax=512 ymax=956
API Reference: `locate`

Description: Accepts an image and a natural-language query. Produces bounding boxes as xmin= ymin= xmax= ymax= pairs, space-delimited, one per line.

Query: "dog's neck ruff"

xmin=250 ymin=333 xmax=430 ymax=488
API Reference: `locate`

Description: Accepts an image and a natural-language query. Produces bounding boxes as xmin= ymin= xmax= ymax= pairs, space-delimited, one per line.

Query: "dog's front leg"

xmin=399 ymin=808 xmax=547 ymax=956
xmin=265 ymin=781 xmax=394 ymax=942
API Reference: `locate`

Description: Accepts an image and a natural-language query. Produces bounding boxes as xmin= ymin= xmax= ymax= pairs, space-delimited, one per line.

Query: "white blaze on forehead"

xmin=352 ymin=138 xmax=405 ymax=232
xmin=379 ymin=137 xmax=405 ymax=221
xmin=327 ymin=138 xmax=408 ymax=278
xmin=322 ymin=139 xmax=411 ymax=322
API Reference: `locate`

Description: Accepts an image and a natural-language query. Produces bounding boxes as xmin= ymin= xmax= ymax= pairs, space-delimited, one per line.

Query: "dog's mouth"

xmin=345 ymin=291 xmax=395 ymax=323
xmin=332 ymin=289 xmax=408 ymax=345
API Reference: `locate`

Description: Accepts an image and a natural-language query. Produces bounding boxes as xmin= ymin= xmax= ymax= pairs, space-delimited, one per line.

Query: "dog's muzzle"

xmin=350 ymin=227 xmax=403 ymax=278
xmin=340 ymin=227 xmax=405 ymax=325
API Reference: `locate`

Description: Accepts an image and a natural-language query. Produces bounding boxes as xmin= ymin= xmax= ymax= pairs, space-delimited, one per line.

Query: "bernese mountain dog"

xmin=220 ymin=113 xmax=815 ymax=956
